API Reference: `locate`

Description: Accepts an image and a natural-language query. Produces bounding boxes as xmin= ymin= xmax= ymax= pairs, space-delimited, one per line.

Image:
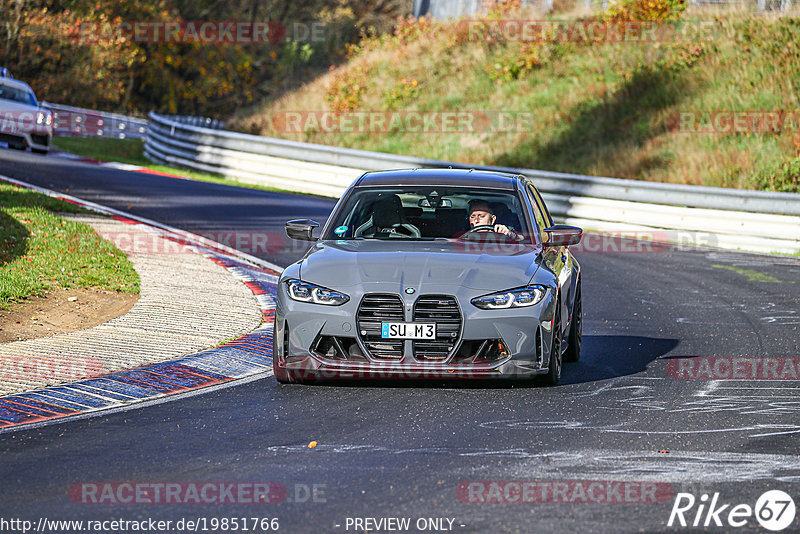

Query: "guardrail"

xmin=43 ymin=102 xmax=149 ymax=139
xmin=166 ymin=115 xmax=226 ymax=130
xmin=145 ymin=111 xmax=800 ymax=254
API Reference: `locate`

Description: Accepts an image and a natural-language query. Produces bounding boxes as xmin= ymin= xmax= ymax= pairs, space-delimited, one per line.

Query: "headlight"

xmin=286 ymin=279 xmax=349 ymax=306
xmin=36 ymin=111 xmax=52 ymax=126
xmin=471 ymin=285 xmax=546 ymax=309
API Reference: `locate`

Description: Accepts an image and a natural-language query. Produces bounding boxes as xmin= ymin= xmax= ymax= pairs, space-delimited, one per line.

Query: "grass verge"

xmin=0 ymin=182 xmax=140 ymax=309
xmin=51 ymin=137 xmax=149 ymax=165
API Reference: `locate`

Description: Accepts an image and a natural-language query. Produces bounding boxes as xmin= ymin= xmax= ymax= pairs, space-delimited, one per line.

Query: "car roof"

xmin=354 ymin=168 xmax=521 ymax=190
xmin=0 ymin=77 xmax=35 ymax=93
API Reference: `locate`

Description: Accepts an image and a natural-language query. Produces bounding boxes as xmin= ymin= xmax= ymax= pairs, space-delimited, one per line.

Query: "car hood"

xmin=0 ymin=100 xmax=39 ymax=113
xmin=299 ymin=239 xmax=542 ymax=291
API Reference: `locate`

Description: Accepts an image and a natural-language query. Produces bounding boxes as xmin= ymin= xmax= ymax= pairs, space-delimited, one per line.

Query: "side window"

xmin=525 ymin=184 xmax=548 ymax=237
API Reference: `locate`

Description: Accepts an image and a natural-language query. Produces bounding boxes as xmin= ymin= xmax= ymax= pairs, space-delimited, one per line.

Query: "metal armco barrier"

xmin=44 ymin=102 xmax=148 ymax=139
xmin=145 ymin=111 xmax=800 ymax=254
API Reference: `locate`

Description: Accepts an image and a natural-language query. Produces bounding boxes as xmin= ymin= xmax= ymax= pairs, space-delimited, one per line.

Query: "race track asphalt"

xmin=1 ymin=149 xmax=799 ymax=533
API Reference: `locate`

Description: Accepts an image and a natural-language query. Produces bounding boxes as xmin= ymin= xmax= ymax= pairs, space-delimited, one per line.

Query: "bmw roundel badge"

xmin=404 ymin=287 xmax=415 ymax=294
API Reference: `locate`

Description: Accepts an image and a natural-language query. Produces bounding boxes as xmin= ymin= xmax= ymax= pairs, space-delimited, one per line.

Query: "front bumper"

xmin=276 ymin=354 xmax=549 ymax=381
xmin=0 ymin=129 xmax=51 ymax=152
xmin=274 ymin=282 xmax=558 ymax=380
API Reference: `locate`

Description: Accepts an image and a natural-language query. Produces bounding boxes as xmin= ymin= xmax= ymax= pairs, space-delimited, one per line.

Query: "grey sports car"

xmin=273 ymin=168 xmax=582 ymax=384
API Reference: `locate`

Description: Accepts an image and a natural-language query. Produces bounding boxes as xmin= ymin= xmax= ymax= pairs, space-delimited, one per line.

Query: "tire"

xmin=563 ymin=280 xmax=582 ymax=363
xmin=543 ymin=302 xmax=563 ymax=386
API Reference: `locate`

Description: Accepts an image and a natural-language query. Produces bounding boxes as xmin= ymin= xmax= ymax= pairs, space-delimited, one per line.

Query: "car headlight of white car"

xmin=287 ymin=279 xmax=350 ymax=306
xmin=36 ymin=111 xmax=52 ymax=126
xmin=471 ymin=285 xmax=546 ymax=309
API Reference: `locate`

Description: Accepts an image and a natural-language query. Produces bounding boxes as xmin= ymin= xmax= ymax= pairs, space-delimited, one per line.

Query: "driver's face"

xmin=469 ymin=210 xmax=495 ymax=227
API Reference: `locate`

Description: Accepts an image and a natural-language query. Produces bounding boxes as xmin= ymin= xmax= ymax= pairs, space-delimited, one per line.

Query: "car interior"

xmin=347 ymin=190 xmax=526 ymax=240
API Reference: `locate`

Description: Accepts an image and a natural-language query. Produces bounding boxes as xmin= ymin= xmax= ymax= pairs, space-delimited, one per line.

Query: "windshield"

xmin=0 ymin=83 xmax=37 ymax=106
xmin=325 ymin=186 xmax=534 ymax=242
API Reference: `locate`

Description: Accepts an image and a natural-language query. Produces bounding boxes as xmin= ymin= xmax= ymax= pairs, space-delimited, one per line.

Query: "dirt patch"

xmin=0 ymin=288 xmax=138 ymax=343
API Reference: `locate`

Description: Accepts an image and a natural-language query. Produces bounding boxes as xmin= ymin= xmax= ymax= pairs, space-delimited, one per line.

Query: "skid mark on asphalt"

xmin=548 ymin=375 xmax=800 ymax=423
xmin=480 ymin=419 xmax=800 ymax=437
xmin=260 ymin=445 xmax=800 ymax=482
xmin=0 ymin=251 xmax=279 ymax=432
xmin=592 ymin=379 xmax=800 ymax=417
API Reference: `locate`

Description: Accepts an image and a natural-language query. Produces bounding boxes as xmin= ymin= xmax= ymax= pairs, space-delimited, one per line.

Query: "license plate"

xmin=381 ymin=322 xmax=436 ymax=339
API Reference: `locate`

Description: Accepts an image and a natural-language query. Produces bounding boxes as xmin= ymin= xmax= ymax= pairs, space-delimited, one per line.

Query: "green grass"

xmin=51 ymin=137 xmax=322 ymax=196
xmin=52 ymin=136 xmax=149 ymax=165
xmin=52 ymin=137 xmax=228 ymax=182
xmin=0 ymin=183 xmax=140 ymax=308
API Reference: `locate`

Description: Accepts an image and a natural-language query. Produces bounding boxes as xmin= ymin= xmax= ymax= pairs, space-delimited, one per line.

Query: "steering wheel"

xmin=461 ymin=224 xmax=496 ymax=237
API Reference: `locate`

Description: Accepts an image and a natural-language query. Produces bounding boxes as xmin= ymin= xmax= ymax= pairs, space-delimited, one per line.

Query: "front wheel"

xmin=563 ymin=281 xmax=582 ymax=363
xmin=543 ymin=303 xmax=563 ymax=386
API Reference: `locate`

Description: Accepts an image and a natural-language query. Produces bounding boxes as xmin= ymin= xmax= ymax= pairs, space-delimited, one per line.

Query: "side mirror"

xmin=543 ymin=225 xmax=582 ymax=247
xmin=285 ymin=219 xmax=320 ymax=241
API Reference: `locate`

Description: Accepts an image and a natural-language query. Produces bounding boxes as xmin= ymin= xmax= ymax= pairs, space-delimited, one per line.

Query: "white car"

xmin=0 ymin=69 xmax=52 ymax=154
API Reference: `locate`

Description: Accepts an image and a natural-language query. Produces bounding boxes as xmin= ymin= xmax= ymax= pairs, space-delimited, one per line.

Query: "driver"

xmin=467 ymin=200 xmax=521 ymax=240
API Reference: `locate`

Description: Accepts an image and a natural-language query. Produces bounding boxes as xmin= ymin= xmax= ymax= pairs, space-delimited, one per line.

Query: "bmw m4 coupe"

xmin=273 ymin=168 xmax=582 ymax=384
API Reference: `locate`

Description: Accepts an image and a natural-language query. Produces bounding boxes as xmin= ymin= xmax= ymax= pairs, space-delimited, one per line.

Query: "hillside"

xmin=233 ymin=2 xmax=800 ymax=192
